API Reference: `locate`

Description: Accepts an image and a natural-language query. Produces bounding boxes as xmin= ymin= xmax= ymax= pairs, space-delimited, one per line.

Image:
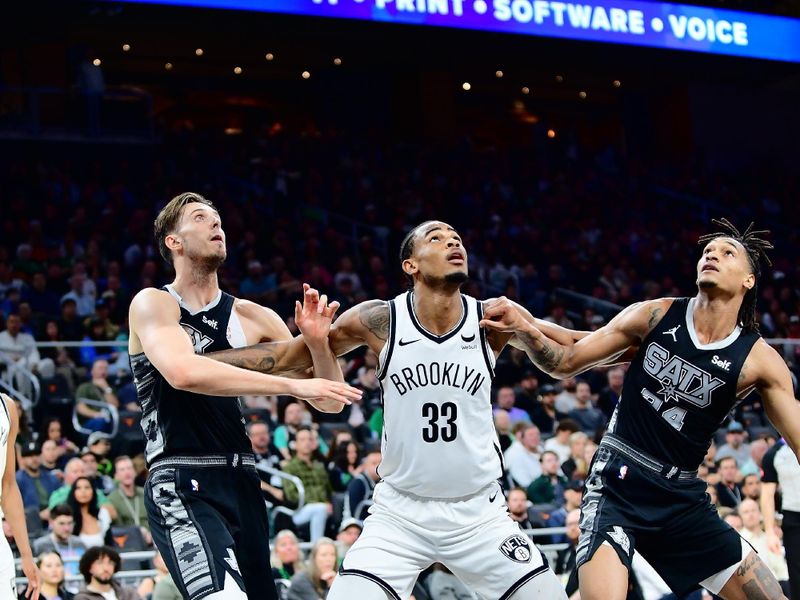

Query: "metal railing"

xmin=0 ymin=352 xmax=41 ymax=408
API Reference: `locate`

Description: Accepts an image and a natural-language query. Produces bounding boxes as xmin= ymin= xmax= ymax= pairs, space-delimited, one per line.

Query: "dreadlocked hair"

xmin=698 ymin=218 xmax=773 ymax=333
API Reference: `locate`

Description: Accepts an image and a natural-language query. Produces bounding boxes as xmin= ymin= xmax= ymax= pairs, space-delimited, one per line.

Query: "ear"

xmin=402 ymin=258 xmax=418 ymax=277
xmin=165 ymin=232 xmax=182 ymax=253
xmin=743 ymin=272 xmax=755 ymax=291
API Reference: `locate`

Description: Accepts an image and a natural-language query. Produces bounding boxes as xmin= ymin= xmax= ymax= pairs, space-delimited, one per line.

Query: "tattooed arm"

xmin=480 ymin=298 xmax=672 ymax=378
xmin=209 ymin=300 xmax=388 ymax=374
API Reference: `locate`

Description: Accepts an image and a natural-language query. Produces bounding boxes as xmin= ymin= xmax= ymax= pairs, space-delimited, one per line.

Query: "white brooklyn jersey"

xmin=377 ymin=292 xmax=503 ymax=498
xmin=0 ymin=395 xmax=10 ymax=518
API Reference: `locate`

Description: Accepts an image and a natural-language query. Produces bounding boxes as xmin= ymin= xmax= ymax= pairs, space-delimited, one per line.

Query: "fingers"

xmin=323 ymin=300 xmax=341 ymax=320
xmin=479 ymin=318 xmax=506 ymax=331
xmin=318 ymin=294 xmax=328 ymax=314
xmin=295 ymin=300 xmax=302 ymax=322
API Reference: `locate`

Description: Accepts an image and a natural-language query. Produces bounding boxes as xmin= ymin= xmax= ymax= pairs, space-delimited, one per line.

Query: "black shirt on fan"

xmin=608 ymin=297 xmax=759 ymax=470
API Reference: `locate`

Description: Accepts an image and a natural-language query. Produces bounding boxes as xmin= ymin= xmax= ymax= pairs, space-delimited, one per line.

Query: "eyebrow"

xmin=706 ymin=239 xmax=739 ymax=252
xmin=423 ymin=225 xmax=457 ymax=237
xmin=190 ymin=207 xmax=219 ymax=217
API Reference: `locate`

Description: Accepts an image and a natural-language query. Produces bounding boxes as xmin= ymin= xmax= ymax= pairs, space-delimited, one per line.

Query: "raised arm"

xmin=128 ymin=288 xmax=360 ymax=404
xmin=480 ymin=297 xmax=670 ymax=378
xmin=754 ymin=341 xmax=800 ymax=460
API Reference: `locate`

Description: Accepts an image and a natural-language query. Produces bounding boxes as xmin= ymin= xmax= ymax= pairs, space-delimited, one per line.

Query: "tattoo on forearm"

xmin=647 ymin=307 xmax=662 ymax=332
xmin=210 ymin=344 xmax=278 ymax=373
xmin=358 ymin=301 xmax=389 ymax=341
xmin=525 ymin=334 xmax=565 ymax=373
xmin=736 ymin=554 xmax=783 ymax=600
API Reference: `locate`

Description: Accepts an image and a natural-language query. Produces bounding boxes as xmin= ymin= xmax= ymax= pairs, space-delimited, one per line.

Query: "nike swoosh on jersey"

xmin=398 ymin=338 xmax=421 ymax=346
xmin=489 ymin=492 xmax=498 ymax=502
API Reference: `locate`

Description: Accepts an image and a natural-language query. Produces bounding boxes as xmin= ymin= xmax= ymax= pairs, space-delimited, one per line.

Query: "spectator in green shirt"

xmin=282 ymin=426 xmax=333 ymax=542
xmin=106 ymin=455 xmax=152 ymax=546
xmin=48 ymin=458 xmax=115 ymax=520
xmin=526 ymin=451 xmax=568 ymax=505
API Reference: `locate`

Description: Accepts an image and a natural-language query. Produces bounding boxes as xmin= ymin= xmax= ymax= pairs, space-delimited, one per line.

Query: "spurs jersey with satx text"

xmin=609 ymin=297 xmax=759 ymax=469
xmin=129 ymin=286 xmax=251 ymax=465
xmin=377 ymin=292 xmax=502 ymax=498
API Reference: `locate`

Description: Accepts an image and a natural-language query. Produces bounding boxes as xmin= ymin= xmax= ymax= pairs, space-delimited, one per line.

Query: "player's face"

xmin=174 ymin=202 xmax=226 ymax=266
xmin=696 ymin=237 xmax=754 ymax=295
xmin=404 ymin=222 xmax=468 ymax=286
xmin=39 ymin=554 xmax=65 ymax=586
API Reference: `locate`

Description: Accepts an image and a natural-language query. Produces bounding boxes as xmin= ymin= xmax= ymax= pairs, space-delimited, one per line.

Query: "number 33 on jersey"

xmin=376 ymin=292 xmax=503 ymax=499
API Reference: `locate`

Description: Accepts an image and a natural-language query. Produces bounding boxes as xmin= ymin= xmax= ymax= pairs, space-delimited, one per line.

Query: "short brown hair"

xmin=154 ymin=192 xmax=217 ymax=264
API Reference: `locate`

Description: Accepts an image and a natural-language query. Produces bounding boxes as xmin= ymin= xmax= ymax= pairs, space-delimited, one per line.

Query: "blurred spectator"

xmin=80 ymin=444 xmax=114 ymax=497
xmin=16 ymin=441 xmax=60 ymax=519
xmin=274 ymin=402 xmax=306 ymax=461
xmin=544 ymin=420 xmax=580 ymax=464
xmin=281 ymin=427 xmax=334 ymax=542
xmin=240 ymin=260 xmax=276 ymax=304
xmin=248 ymin=420 xmax=286 ymax=505
xmin=60 ymin=273 xmax=95 ymax=318
xmin=706 ymin=484 xmax=719 ymax=510
xmin=527 ymin=451 xmax=568 ymax=505
xmin=106 ymin=456 xmax=151 ymax=544
xmin=328 ymin=440 xmax=363 ymax=493
xmin=145 ymin=552 xmax=181 ymax=600
xmin=288 ymin=537 xmax=338 ymax=600
xmin=513 ymin=370 xmax=540 ymax=417
xmin=39 ymin=418 xmax=80 ymax=466
xmin=25 ymin=272 xmax=60 ymax=319
xmin=74 ymin=360 xmax=120 ymax=433
xmin=507 ymin=487 xmax=534 ymax=530
xmin=554 ymin=378 xmax=578 ymax=415
xmin=271 ymin=530 xmax=306 ymax=584
xmin=741 ymin=473 xmax=761 ymax=502
xmin=554 ymin=508 xmax=581 ymax=596
xmin=529 ymin=384 xmax=564 ymax=435
xmin=0 ymin=313 xmax=50 ymax=394
xmin=739 ymin=499 xmax=790 ymax=594
xmin=715 ymin=457 xmax=743 ymax=509
xmin=74 ymin=546 xmax=140 ymax=600
xmin=58 ymin=299 xmax=85 ymax=346
xmin=748 ymin=438 xmax=769 ymax=476
xmin=426 ymin=563 xmax=477 ymax=600
xmin=78 ymin=320 xmax=117 ymax=370
xmin=67 ymin=477 xmax=111 ymax=548
xmin=40 ymin=440 xmax=63 ymax=478
xmin=32 ymin=504 xmax=87 ymax=575
xmin=567 ymin=381 xmax=606 ymax=434
xmin=344 ymin=446 xmax=380 ymax=521
xmin=493 ymin=409 xmax=514 ymax=453
xmin=504 ymin=424 xmax=542 ymax=488
xmin=493 ymin=386 xmax=531 ymax=427
xmin=561 ymin=432 xmax=589 ymax=481
xmin=548 ymin=480 xmax=585 ymax=543
xmin=335 ymin=517 xmax=362 ymax=560
xmin=39 ymin=320 xmax=79 ymax=387
xmin=716 ymin=422 xmax=753 ymax=471
xmin=34 ymin=550 xmax=75 ymax=600
xmin=597 ymin=367 xmax=624 ymax=420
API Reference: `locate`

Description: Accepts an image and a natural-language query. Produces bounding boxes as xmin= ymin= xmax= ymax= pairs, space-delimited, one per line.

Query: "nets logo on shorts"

xmin=499 ymin=534 xmax=532 ymax=564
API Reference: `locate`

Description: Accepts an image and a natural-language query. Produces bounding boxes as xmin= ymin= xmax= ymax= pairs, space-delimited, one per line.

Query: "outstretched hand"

xmin=287 ymin=378 xmax=362 ymax=405
xmin=295 ymin=283 xmax=341 ymax=345
xmin=479 ymin=296 xmax=534 ymax=335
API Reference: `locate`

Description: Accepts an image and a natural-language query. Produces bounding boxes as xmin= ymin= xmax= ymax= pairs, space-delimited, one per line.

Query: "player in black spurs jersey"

xmin=482 ymin=219 xmax=800 ymax=600
xmin=128 ymin=193 xmax=362 ymax=600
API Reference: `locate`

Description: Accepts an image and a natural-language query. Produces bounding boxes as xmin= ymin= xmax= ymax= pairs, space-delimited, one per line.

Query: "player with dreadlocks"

xmin=479 ymin=218 xmax=800 ymax=600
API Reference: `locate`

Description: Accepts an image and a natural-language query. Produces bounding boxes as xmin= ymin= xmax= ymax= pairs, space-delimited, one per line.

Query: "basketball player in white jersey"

xmin=211 ymin=221 xmax=587 ymax=599
xmin=0 ymin=394 xmax=40 ymax=599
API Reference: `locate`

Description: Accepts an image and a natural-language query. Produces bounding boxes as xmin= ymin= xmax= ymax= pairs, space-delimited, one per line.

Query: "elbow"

xmin=165 ymin=365 xmax=196 ymax=391
xmin=315 ymin=400 xmax=345 ymax=415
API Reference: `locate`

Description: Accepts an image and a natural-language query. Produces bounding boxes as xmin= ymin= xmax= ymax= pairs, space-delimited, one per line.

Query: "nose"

xmin=447 ymin=237 xmax=461 ymax=248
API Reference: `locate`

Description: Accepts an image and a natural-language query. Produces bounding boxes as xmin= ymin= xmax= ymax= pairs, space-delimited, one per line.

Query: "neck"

xmin=171 ymin=269 xmax=220 ymax=311
xmin=24 ymin=466 xmax=39 ymax=476
xmin=89 ymin=580 xmax=112 ymax=592
xmin=121 ymin=482 xmax=135 ymax=495
xmin=297 ymin=452 xmax=313 ymax=464
xmin=411 ymin=286 xmax=463 ymax=335
xmin=693 ymin=292 xmax=742 ymax=344
xmin=41 ymin=582 xmax=59 ymax=596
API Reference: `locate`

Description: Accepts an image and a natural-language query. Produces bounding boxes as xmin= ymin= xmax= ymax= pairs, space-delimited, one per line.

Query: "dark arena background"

xmin=1 ymin=0 xmax=800 ymax=598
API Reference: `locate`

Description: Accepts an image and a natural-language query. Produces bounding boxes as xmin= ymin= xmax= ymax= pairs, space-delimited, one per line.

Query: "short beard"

xmin=697 ymin=279 xmax=718 ymax=290
xmin=444 ymin=271 xmax=469 ymax=286
xmin=93 ymin=575 xmax=114 ymax=586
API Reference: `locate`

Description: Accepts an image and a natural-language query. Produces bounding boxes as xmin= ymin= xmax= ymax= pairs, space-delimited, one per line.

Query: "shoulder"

xmin=129 ymin=288 xmax=178 ymax=318
xmin=233 ymin=298 xmax=291 ymax=341
xmin=744 ymin=339 xmax=791 ymax=385
xmin=233 ymin=298 xmax=283 ymax=325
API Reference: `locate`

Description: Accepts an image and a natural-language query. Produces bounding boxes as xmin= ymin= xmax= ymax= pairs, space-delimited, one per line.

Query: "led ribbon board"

xmin=113 ymin=0 xmax=800 ymax=63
